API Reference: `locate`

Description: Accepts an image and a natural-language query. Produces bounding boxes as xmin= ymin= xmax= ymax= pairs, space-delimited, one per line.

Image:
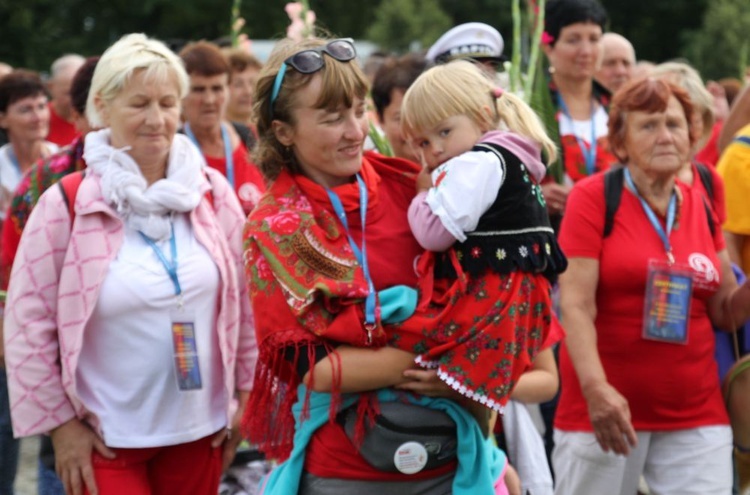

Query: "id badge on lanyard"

xmin=141 ymin=224 xmax=203 ymax=391
xmin=171 ymin=308 xmax=202 ymax=390
xmin=624 ymin=169 xmax=692 ymax=345
xmin=642 ymin=260 xmax=693 ymax=345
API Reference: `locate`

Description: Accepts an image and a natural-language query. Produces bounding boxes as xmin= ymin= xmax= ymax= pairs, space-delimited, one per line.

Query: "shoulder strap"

xmin=701 ymin=195 xmax=716 ymax=237
xmin=231 ymin=121 xmax=256 ymax=151
xmin=603 ymin=167 xmax=625 ymax=238
xmin=57 ymin=171 xmax=85 ymax=223
xmin=694 ymin=162 xmax=714 ymax=202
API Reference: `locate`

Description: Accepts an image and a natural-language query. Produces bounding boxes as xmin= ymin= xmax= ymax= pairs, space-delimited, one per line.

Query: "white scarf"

xmin=83 ymin=129 xmax=206 ymax=242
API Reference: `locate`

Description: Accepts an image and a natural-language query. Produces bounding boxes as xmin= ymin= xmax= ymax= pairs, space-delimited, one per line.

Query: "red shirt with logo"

xmin=204 ymin=142 xmax=265 ymax=214
xmin=555 ymin=173 xmax=729 ymax=431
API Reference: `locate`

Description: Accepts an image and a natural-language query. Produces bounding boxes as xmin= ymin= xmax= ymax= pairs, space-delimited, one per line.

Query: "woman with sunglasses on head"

xmin=242 ymin=37 xmax=510 ymax=495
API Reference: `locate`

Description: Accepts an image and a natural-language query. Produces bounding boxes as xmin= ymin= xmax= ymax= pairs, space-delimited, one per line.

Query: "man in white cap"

xmin=426 ymin=22 xmax=505 ymax=76
xmin=594 ymin=32 xmax=636 ymax=94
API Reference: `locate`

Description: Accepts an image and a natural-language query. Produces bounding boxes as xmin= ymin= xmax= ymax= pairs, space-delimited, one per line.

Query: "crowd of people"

xmin=1 ymin=0 xmax=750 ymax=494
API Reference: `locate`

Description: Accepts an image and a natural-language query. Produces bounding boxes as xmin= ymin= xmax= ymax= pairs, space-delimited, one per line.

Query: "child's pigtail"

xmin=492 ymin=88 xmax=558 ymax=165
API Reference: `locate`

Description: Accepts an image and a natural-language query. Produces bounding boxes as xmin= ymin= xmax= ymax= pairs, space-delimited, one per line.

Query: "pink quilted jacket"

xmin=4 ymin=168 xmax=257 ymax=437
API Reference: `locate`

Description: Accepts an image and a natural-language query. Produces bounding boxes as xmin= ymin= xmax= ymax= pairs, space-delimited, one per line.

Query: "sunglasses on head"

xmin=269 ymin=38 xmax=357 ymax=119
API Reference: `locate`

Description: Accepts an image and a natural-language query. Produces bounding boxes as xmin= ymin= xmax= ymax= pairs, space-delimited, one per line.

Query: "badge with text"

xmin=393 ymin=441 xmax=428 ymax=474
xmin=642 ymin=260 xmax=693 ymax=345
xmin=171 ymin=311 xmax=202 ymax=390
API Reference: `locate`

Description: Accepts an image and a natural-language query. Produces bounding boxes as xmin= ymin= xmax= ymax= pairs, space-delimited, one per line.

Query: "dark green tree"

xmin=599 ymin=0 xmax=709 ymax=65
xmin=681 ymin=0 xmax=750 ymax=80
xmin=366 ymin=0 xmax=452 ymax=53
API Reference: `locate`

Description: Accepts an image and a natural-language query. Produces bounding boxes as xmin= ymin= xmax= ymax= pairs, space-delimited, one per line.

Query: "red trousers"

xmin=85 ymin=434 xmax=222 ymax=495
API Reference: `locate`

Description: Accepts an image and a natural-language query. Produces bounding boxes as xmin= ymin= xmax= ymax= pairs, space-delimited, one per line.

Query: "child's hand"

xmin=416 ymin=167 xmax=433 ymax=193
xmin=415 ymin=149 xmax=434 ymax=193
xmin=397 ymin=369 xmax=461 ymax=400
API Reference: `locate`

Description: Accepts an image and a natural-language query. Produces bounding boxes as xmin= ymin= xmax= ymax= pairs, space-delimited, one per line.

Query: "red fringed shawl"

xmin=241 ymin=153 xmax=420 ymax=460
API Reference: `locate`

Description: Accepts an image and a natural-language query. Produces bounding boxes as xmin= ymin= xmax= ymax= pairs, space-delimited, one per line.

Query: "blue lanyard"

xmin=139 ymin=223 xmax=182 ymax=296
xmin=557 ymin=94 xmax=598 ymax=176
xmin=185 ymin=123 xmax=235 ymax=189
xmin=624 ymin=168 xmax=677 ymax=264
xmin=326 ymin=175 xmax=377 ymax=343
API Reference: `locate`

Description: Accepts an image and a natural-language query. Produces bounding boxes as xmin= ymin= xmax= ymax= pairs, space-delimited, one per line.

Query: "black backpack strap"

xmin=701 ymin=195 xmax=716 ymax=237
xmin=231 ymin=121 xmax=257 ymax=151
xmin=695 ymin=162 xmax=714 ymax=202
xmin=603 ymin=167 xmax=625 ymax=238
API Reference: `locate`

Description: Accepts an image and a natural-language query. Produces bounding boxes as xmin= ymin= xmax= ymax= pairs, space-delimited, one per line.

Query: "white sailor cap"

xmin=426 ymin=22 xmax=505 ymax=65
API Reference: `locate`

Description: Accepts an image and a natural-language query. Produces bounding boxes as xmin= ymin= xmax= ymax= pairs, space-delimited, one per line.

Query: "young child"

xmin=394 ymin=60 xmax=567 ymax=429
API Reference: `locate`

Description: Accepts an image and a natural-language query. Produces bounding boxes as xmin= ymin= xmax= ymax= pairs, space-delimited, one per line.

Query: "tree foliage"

xmin=365 ymin=0 xmax=452 ymax=52
xmin=0 ymin=0 xmax=739 ymax=82
xmin=601 ymin=0 xmax=708 ymax=65
xmin=681 ymin=0 xmax=750 ymax=80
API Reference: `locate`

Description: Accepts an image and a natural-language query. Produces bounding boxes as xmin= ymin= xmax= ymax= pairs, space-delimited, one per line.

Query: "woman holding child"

xmin=242 ymin=33 xmax=564 ymax=494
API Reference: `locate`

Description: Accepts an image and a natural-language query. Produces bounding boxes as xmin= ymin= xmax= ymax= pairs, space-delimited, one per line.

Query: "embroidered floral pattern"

xmin=404 ymin=265 xmax=552 ymax=413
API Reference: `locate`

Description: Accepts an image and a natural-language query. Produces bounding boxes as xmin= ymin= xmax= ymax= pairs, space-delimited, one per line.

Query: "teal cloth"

xmin=258 ymin=386 xmax=506 ymax=495
xmin=378 ymin=285 xmax=418 ymax=324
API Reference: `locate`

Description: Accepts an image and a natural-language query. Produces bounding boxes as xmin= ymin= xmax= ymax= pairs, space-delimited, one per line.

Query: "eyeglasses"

xmin=269 ymin=38 xmax=357 ymax=119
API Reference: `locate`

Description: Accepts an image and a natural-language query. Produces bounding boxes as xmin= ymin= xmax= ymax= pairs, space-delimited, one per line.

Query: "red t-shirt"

xmin=204 ymin=142 xmax=265 ymax=214
xmin=695 ymin=122 xmax=722 ymax=168
xmin=46 ymin=103 xmax=80 ymax=147
xmin=555 ymin=173 xmax=729 ymax=431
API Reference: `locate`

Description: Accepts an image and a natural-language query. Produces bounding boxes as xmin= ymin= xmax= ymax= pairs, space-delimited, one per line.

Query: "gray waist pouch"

xmin=340 ymin=401 xmax=458 ymax=472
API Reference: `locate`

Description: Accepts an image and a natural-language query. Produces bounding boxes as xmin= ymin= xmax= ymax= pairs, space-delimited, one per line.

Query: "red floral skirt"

xmin=390 ymin=252 xmax=552 ymax=413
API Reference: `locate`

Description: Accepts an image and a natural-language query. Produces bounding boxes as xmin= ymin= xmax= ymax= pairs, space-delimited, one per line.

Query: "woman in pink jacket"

xmin=3 ymin=33 xmax=257 ymax=495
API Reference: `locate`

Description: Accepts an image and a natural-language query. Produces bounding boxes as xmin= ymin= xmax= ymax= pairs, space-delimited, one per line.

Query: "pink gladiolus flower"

xmin=541 ymin=31 xmax=555 ymax=45
xmin=287 ymin=18 xmax=305 ymax=41
xmin=285 ymin=2 xmax=303 ymax=20
xmin=239 ymin=34 xmax=252 ymax=53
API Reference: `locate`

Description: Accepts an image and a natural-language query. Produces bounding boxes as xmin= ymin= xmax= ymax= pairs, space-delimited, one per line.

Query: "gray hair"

xmin=50 ymin=54 xmax=85 ymax=80
xmin=86 ymin=33 xmax=189 ymax=128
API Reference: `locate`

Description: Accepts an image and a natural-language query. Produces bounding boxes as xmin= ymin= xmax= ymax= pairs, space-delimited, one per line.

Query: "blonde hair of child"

xmin=401 ymin=60 xmax=557 ymax=164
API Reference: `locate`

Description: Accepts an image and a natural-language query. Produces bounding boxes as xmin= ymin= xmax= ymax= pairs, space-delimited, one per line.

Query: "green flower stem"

xmin=524 ymin=0 xmax=546 ymax=101
xmin=230 ymin=0 xmax=243 ymax=47
xmin=510 ymin=0 xmax=522 ymax=94
xmin=368 ymin=121 xmax=394 ymax=157
xmin=301 ymin=0 xmax=313 ymax=39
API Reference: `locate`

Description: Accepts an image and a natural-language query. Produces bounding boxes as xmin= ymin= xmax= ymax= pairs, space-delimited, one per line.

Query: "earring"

xmin=549 ymin=66 xmax=556 ymax=74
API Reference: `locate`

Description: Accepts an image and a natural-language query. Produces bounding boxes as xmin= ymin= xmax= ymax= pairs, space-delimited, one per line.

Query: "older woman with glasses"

xmin=242 ymin=37 xmax=510 ymax=495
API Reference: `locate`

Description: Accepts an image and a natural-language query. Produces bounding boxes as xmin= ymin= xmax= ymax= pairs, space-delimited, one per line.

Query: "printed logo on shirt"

xmin=688 ymin=253 xmax=720 ymax=289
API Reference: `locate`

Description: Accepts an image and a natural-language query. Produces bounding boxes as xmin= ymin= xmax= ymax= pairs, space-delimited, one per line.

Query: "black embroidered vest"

xmin=434 ymin=142 xmax=568 ymax=282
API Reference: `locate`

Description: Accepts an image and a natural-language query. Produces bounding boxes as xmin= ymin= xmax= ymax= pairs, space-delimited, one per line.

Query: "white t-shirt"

xmin=76 ymin=213 xmax=225 ymax=448
xmin=557 ymin=105 xmax=609 ymax=143
xmin=0 ymin=142 xmax=59 ymax=220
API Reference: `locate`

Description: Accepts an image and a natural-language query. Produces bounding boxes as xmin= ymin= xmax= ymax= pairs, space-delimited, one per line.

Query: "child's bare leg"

xmin=465 ymin=400 xmax=491 ymax=437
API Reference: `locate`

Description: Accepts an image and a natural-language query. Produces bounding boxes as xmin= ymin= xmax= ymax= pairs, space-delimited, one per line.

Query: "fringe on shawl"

xmin=242 ymin=336 xmax=330 ymax=460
